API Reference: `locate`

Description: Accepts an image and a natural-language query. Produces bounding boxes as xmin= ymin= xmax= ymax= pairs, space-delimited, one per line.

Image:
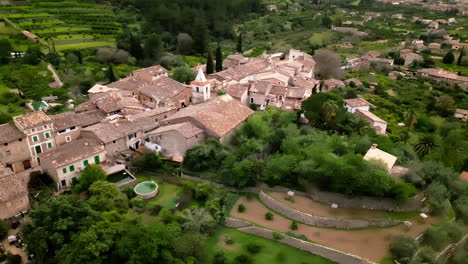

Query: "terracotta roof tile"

xmin=0 ymin=123 xmax=25 ymax=144
xmin=38 ymin=138 xmax=104 ymax=167
xmin=0 ymin=167 xmax=27 ymax=202
xmin=150 ymin=122 xmax=204 ymax=139
xmin=13 ymin=111 xmax=52 ymax=130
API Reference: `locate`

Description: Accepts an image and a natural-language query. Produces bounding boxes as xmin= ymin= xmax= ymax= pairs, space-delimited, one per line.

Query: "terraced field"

xmin=0 ymin=0 xmax=118 ymax=51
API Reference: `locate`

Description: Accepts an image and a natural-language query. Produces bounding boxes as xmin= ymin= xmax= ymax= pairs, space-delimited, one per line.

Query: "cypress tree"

xmin=206 ymin=52 xmax=214 ymax=74
xmin=457 ymin=47 xmax=464 ymax=65
xmin=215 ymin=44 xmax=223 ymax=72
xmin=443 ymin=51 xmax=455 ymax=64
xmin=107 ymin=64 xmax=116 ymax=83
xmin=236 ymin=33 xmax=243 ymax=53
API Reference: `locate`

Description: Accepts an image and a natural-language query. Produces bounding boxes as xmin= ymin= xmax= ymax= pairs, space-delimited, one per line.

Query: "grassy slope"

xmin=204 ymin=227 xmax=336 ymax=264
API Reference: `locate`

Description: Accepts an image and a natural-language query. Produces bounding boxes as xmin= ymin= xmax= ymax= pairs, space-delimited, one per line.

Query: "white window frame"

xmin=65 ymin=136 xmax=72 ymax=143
xmin=44 ymin=132 xmax=51 ymax=139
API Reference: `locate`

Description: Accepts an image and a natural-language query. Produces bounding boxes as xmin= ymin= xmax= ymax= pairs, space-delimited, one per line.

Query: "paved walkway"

xmin=47 ymin=64 xmax=63 ymax=88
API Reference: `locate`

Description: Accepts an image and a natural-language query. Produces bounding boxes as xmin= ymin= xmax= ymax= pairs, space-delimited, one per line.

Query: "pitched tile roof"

xmin=355 ymin=109 xmax=387 ymax=124
xmin=363 ymin=145 xmax=397 ymax=172
xmin=225 ymin=83 xmax=248 ymax=98
xmin=138 ymin=76 xmax=187 ymax=102
xmin=13 ymin=111 xmax=52 ymax=130
xmin=461 ymin=171 xmax=468 ymax=181
xmin=345 ymin=98 xmax=375 ymax=107
xmin=163 ymin=95 xmax=254 ymax=138
xmin=0 ymin=167 xmax=27 ymax=202
xmin=455 ymin=108 xmax=468 ymax=115
xmin=150 ymin=122 xmax=204 ymax=139
xmin=250 ymin=81 xmax=272 ymax=94
xmin=50 ymin=112 xmax=80 ymax=131
xmin=38 ymin=138 xmax=105 ymax=167
xmin=0 ymin=123 xmax=26 ymax=144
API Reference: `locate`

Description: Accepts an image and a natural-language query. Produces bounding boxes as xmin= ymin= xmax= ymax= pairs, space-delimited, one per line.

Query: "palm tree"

xmin=414 ymin=134 xmax=438 ymax=158
xmin=405 ymin=111 xmax=417 ymax=128
xmin=322 ymin=100 xmax=338 ymax=129
xmin=351 ymin=117 xmax=371 ymax=135
xmin=181 ymin=208 xmax=215 ymax=234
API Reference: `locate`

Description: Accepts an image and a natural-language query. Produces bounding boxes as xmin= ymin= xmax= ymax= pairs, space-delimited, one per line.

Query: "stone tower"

xmin=191 ymin=68 xmax=211 ymax=104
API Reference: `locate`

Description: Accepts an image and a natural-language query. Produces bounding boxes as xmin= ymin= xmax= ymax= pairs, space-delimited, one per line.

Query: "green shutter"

xmin=94 ymin=155 xmax=100 ymax=164
xmin=47 ymin=142 xmax=52 ymax=148
xmin=69 ymin=165 xmax=75 ymax=172
xmin=33 ymin=136 xmax=38 ymax=142
xmin=45 ymin=132 xmax=50 ymax=138
xmin=83 ymin=160 xmax=89 ymax=167
xmin=62 ymin=168 xmax=67 ymax=174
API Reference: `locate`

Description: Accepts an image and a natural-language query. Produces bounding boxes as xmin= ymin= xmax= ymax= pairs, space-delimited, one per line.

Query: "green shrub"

xmin=0 ymin=220 xmax=7 ymax=240
xmin=6 ymin=254 xmax=21 ymax=264
xmin=246 ymin=243 xmax=262 ymax=254
xmin=275 ymin=252 xmax=286 ymax=262
xmin=213 ymin=251 xmax=226 ymax=264
xmin=149 ymin=204 xmax=163 ymax=216
xmin=238 ymin=203 xmax=246 ymax=213
xmin=265 ymin=212 xmax=273 ymax=220
xmin=390 ymin=235 xmax=418 ymax=263
xmin=130 ymin=197 xmax=145 ymax=209
xmin=224 ymin=235 xmax=234 ymax=245
xmin=272 ymin=232 xmax=283 ymax=240
xmin=290 ymin=220 xmax=298 ymax=230
xmin=234 ymin=254 xmax=251 ymax=264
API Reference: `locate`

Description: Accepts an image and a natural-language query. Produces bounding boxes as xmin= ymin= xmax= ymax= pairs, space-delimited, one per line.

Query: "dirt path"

xmin=231 ymin=197 xmax=445 ymax=262
xmin=267 ymin=191 xmax=388 ymax=220
xmin=1 ymin=227 xmax=28 ymax=263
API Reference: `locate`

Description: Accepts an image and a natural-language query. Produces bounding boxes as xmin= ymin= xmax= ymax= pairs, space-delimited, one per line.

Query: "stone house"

xmin=0 ymin=167 xmax=29 ymax=219
xmin=147 ymin=122 xmax=206 ymax=162
xmin=322 ymin=79 xmax=345 ymax=92
xmin=225 ymin=82 xmax=249 ymax=106
xmin=0 ymin=123 xmax=32 ymax=173
xmin=13 ymin=111 xmax=56 ymax=167
xmin=160 ymin=94 xmax=254 ymax=144
xmin=417 ymin=68 xmax=468 ymax=87
xmin=344 ymin=78 xmax=363 ymax=87
xmin=355 ymin=109 xmax=388 ymax=135
xmin=39 ymin=138 xmax=106 ymax=189
xmin=401 ymin=52 xmax=423 ymax=66
xmin=130 ymin=65 xmax=168 ymax=82
xmin=223 ymin=54 xmax=249 ymax=68
xmin=266 ymin=4 xmax=278 ymax=12
xmin=136 ymin=76 xmax=191 ymax=109
xmin=50 ymin=110 xmax=105 ymax=146
xmin=428 ymin=43 xmax=441 ymax=53
xmin=344 ymin=98 xmax=375 ymax=113
xmin=249 ymin=80 xmax=273 ymax=107
xmin=454 ymin=109 xmax=468 ymax=121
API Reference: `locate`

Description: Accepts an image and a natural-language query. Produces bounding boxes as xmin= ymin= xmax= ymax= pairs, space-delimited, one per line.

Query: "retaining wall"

xmin=180 ymin=173 xmax=422 ymax=212
xmin=236 ymin=224 xmax=376 ymax=264
xmin=259 ymin=191 xmax=401 ymax=228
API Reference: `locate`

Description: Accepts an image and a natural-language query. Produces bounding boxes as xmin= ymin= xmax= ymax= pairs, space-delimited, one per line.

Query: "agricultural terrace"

xmin=231 ymin=195 xmax=451 ymax=263
xmin=0 ymin=0 xmax=118 ymax=52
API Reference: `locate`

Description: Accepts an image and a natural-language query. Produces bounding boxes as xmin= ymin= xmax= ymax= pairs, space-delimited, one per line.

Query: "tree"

xmin=457 ymin=47 xmax=464 ymax=65
xmin=181 ymin=208 xmax=215 ymax=234
xmin=129 ymin=34 xmax=143 ymax=60
xmin=107 ymin=64 xmax=116 ymax=83
xmin=236 ymin=33 xmax=243 ymax=53
xmin=172 ymin=66 xmax=196 ymax=84
xmin=132 ymin=152 xmax=163 ymax=171
xmin=45 ymin=52 xmax=61 ymax=66
xmin=192 ymin=17 xmax=209 ymax=54
xmin=322 ymin=100 xmax=339 ymax=128
xmin=390 ymin=235 xmax=418 ymax=264
xmin=442 ymin=51 xmax=455 ymax=64
xmin=321 ymin=16 xmax=333 ymax=28
xmin=176 ymin=33 xmax=193 ymax=55
xmin=73 ymin=164 xmax=106 ymax=193
xmin=0 ymin=39 xmax=12 ymax=64
xmin=414 ymin=134 xmax=439 ymax=158
xmin=144 ymin=33 xmax=163 ymax=62
xmin=0 ymin=220 xmax=7 ymax=240
xmin=313 ymin=50 xmax=344 ymax=79
xmin=22 ymin=46 xmax=43 ymax=65
xmin=206 ymin=52 xmax=214 ymax=74
xmin=87 ymin=181 xmax=129 ymax=212
xmin=216 ymin=44 xmax=223 ymax=72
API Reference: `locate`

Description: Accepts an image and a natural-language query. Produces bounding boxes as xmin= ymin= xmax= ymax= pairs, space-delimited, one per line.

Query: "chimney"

xmin=84 ymin=142 xmax=89 ymax=146
xmin=371 ymin=144 xmax=377 ymax=149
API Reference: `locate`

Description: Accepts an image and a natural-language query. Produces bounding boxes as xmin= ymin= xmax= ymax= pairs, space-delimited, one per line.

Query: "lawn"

xmin=204 ymin=227 xmax=336 ymax=264
xmin=144 ymin=181 xmax=183 ymax=209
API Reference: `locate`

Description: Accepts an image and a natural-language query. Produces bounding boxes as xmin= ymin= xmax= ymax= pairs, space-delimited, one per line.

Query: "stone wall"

xmin=237 ymin=225 xmax=376 ymax=264
xmin=307 ymin=186 xmax=422 ymax=212
xmin=224 ymin=217 xmax=252 ymax=228
xmin=180 ymin=173 xmax=422 ymax=212
xmin=259 ymin=191 xmax=401 ymax=228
